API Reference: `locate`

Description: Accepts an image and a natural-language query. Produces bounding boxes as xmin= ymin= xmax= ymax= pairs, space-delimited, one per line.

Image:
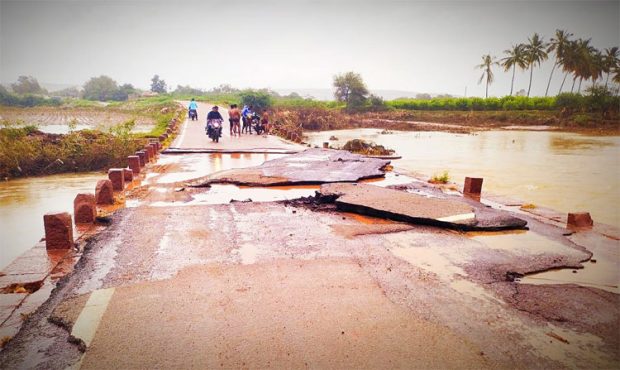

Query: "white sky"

xmin=1 ymin=0 xmax=619 ymax=97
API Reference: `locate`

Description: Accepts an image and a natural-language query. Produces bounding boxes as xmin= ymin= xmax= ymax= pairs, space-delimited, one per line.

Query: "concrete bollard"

xmin=95 ymin=179 xmax=114 ymax=204
xmin=567 ymin=212 xmax=593 ymax=229
xmin=44 ymin=212 xmax=73 ymax=250
xmin=136 ymin=151 xmax=147 ymax=167
xmin=158 ymin=135 xmax=166 ymax=142
xmin=150 ymin=142 xmax=159 ymax=154
xmin=323 ymin=142 xmax=329 ymax=149
xmin=143 ymin=147 xmax=152 ymax=162
xmin=127 ymin=155 xmax=141 ymax=175
xmin=108 ymin=168 xmax=125 ymax=191
xmin=464 ymin=177 xmax=484 ymax=196
xmin=123 ymin=168 xmax=133 ymax=182
xmin=74 ymin=193 xmax=96 ymax=224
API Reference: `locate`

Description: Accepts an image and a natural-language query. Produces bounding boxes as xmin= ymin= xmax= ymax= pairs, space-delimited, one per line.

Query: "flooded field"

xmin=35 ymin=124 xmax=153 ymax=134
xmin=306 ymin=129 xmax=620 ymax=227
xmin=0 ymin=107 xmax=155 ymax=133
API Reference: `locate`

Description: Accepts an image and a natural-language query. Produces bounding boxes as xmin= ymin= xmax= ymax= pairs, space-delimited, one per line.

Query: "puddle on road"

xmin=470 ymin=230 xmax=619 ymax=294
xmin=361 ymin=172 xmax=416 ymax=187
xmin=145 ymin=153 xmax=285 ymax=185
xmin=237 ymin=244 xmax=258 ymax=265
xmin=148 ymin=184 xmax=319 ymax=207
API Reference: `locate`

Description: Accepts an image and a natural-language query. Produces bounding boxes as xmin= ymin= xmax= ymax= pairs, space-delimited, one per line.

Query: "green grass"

xmin=430 ymin=171 xmax=450 ymax=184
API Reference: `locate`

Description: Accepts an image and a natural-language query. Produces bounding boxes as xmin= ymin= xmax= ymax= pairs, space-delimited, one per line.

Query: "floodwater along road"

xmin=307 ymin=129 xmax=620 ymax=228
xmin=0 ymin=107 xmax=618 ymax=369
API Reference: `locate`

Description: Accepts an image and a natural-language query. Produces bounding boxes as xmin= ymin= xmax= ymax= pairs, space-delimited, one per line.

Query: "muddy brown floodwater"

xmin=0 ymin=153 xmax=286 ymax=270
xmin=0 ymin=172 xmax=104 ymax=269
xmin=307 ymin=129 xmax=620 ymax=228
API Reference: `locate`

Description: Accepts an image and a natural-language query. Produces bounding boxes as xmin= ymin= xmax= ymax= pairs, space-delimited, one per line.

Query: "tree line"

xmin=0 ymin=74 xmax=172 ymax=106
xmin=477 ymin=29 xmax=619 ymax=98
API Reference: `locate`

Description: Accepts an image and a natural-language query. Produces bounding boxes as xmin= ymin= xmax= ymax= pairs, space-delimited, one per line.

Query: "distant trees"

xmin=333 ymin=72 xmax=369 ymax=111
xmin=210 ymin=84 xmax=239 ymax=94
xmin=476 ymin=54 xmax=498 ymax=98
xmin=239 ymin=90 xmax=273 ymax=111
xmin=52 ymin=86 xmax=80 ymax=98
xmin=82 ymin=75 xmax=129 ymax=101
xmin=484 ymin=29 xmax=619 ymax=97
xmin=11 ymin=76 xmax=46 ymax=95
xmin=150 ymin=75 xmax=167 ymax=93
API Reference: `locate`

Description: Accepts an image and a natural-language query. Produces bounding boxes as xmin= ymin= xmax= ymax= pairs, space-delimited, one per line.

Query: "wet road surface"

xmin=172 ymin=101 xmax=304 ymax=152
xmin=0 ymin=142 xmax=618 ymax=369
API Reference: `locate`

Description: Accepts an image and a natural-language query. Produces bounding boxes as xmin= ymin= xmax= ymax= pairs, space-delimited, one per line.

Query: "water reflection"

xmin=0 ymin=172 xmax=104 ymax=269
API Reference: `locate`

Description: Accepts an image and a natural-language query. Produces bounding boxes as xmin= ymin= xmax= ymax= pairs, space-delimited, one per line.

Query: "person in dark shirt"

xmin=206 ymin=106 xmax=224 ymax=136
xmin=206 ymin=106 xmax=223 ymax=121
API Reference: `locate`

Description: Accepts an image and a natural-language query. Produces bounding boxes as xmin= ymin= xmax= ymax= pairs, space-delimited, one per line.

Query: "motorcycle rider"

xmin=188 ymin=98 xmax=198 ymax=119
xmin=206 ymin=106 xmax=224 ymax=136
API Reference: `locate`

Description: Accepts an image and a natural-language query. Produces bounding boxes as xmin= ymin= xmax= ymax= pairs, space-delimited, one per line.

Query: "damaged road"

xmin=188 ymin=148 xmax=391 ymax=186
xmin=0 ymin=147 xmax=618 ymax=369
xmin=318 ymin=182 xmax=527 ymax=231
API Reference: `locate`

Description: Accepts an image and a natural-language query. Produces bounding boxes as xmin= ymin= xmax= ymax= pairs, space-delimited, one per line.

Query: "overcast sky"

xmin=1 ymin=0 xmax=618 ymax=98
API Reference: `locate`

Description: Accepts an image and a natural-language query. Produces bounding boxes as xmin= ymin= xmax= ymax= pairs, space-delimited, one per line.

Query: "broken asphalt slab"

xmin=187 ymin=148 xmax=391 ymax=187
xmin=318 ymin=182 xmax=527 ymax=231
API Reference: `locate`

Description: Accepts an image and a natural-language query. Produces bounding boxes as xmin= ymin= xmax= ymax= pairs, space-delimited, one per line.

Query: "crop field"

xmin=0 ymin=106 xmax=155 ymax=131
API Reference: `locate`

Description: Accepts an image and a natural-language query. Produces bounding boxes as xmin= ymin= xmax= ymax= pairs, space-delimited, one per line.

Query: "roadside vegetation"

xmin=0 ymin=93 xmax=183 ymax=179
xmin=0 ymin=122 xmax=145 ymax=179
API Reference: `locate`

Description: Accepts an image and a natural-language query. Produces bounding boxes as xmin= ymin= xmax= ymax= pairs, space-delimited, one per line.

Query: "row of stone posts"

xmin=42 ymin=124 xmax=175 ymax=250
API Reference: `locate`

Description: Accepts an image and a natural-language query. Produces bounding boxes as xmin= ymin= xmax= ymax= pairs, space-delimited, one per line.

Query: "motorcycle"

xmin=188 ymin=109 xmax=198 ymax=121
xmin=206 ymin=119 xmax=223 ymax=143
xmin=253 ymin=115 xmax=265 ymax=135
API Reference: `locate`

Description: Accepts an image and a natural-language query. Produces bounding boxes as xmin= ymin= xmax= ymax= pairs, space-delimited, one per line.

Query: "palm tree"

xmin=558 ymin=40 xmax=579 ymax=94
xmin=603 ymin=47 xmax=619 ymax=89
xmin=523 ymin=33 xmax=548 ymax=97
xmin=573 ymin=38 xmax=597 ymax=93
xmin=545 ymin=29 xmax=573 ymax=96
xmin=500 ymin=44 xmax=527 ymax=96
xmin=588 ymin=51 xmax=604 ymax=88
xmin=476 ymin=54 xmax=498 ymax=98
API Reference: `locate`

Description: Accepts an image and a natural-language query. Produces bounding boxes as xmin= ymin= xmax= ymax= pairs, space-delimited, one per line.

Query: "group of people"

xmin=228 ymin=104 xmax=270 ymax=136
xmin=188 ymin=98 xmax=270 ymax=139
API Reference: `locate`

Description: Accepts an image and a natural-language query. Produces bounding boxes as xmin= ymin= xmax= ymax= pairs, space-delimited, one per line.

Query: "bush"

xmin=572 ymin=113 xmax=591 ymax=126
xmin=341 ymin=139 xmax=394 ymax=156
xmin=0 ymin=122 xmax=147 ymax=178
xmin=239 ymin=90 xmax=273 ymax=111
xmin=555 ymin=93 xmax=584 ymax=113
xmin=0 ymin=91 xmax=61 ymax=107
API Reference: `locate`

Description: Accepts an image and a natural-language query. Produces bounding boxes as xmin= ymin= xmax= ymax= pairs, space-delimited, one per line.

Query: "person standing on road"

xmin=229 ymin=104 xmax=241 ymax=136
xmin=241 ymin=105 xmax=253 ymax=134
xmin=261 ymin=110 xmax=270 ymax=134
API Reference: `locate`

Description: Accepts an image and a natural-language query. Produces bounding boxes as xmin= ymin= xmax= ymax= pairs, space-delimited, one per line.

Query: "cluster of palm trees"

xmin=477 ymin=30 xmax=620 ymax=98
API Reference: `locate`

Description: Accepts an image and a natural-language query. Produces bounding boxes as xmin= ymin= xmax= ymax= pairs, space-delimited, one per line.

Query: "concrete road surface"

xmin=173 ymin=101 xmax=304 ymax=152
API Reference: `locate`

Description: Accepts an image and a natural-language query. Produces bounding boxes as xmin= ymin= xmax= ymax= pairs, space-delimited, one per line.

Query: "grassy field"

xmin=0 ymin=96 xmax=184 ymax=178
